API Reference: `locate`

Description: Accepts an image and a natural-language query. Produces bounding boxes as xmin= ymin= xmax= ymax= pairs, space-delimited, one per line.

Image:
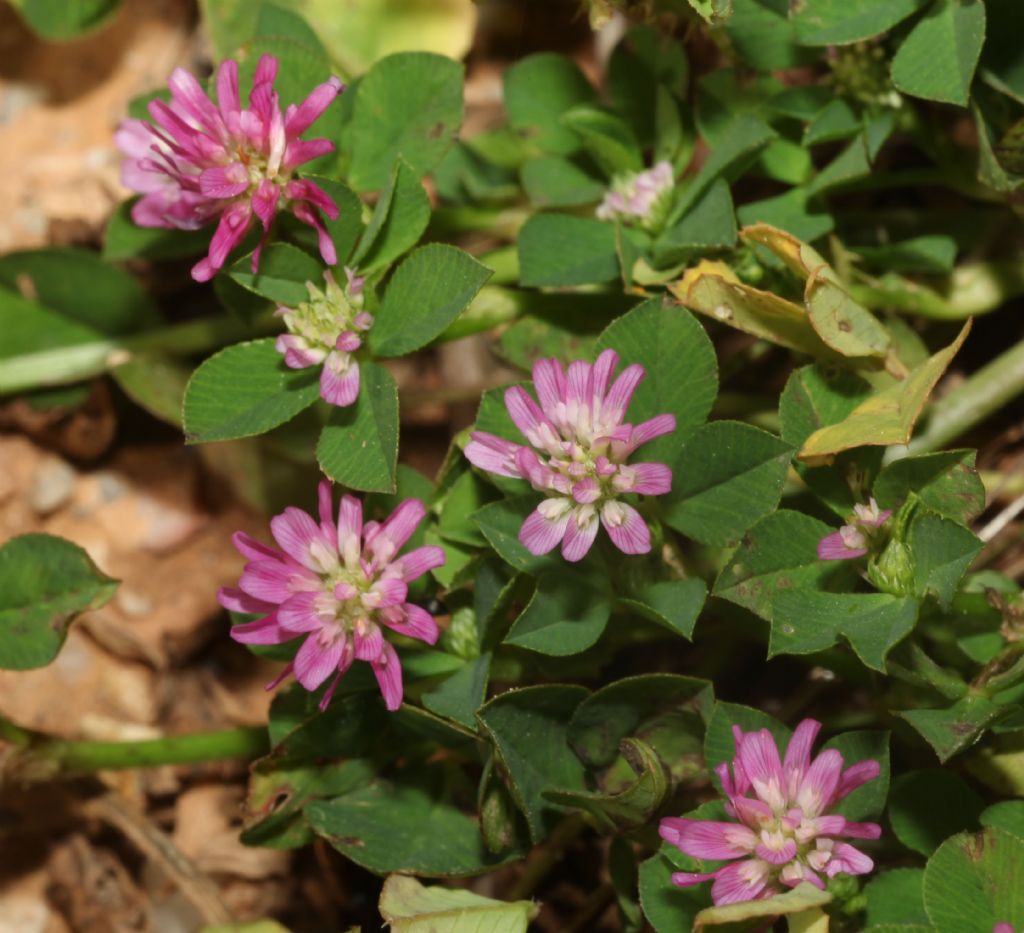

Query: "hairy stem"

xmin=1 ymin=717 xmax=269 ymax=782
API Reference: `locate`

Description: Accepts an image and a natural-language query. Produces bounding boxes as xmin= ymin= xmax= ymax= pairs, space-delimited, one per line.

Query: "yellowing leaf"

xmin=742 ymin=224 xmax=891 ymax=360
xmin=671 ymin=260 xmax=832 ymax=358
xmin=379 ymin=875 xmax=539 ymax=932
xmin=695 ymin=882 xmax=832 ymax=928
xmin=799 ymin=321 xmax=971 ymax=462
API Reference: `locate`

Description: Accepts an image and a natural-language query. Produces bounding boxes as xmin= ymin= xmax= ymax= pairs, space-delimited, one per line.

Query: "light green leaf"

xmin=371 ymin=244 xmax=492 ymax=357
xmin=908 ymin=509 xmax=982 ymax=609
xmin=0 ymin=534 xmax=118 ymax=670
xmin=348 ymin=52 xmax=464 ymax=191
xmin=316 ymin=361 xmax=398 ymax=493
xmin=183 ymin=339 xmax=320 ymax=443
xmin=561 ymin=105 xmax=643 ymax=176
xmin=695 ymin=883 xmax=831 ymax=928
xmin=521 ymin=156 xmax=605 ymax=208
xmin=378 ymin=875 xmax=539 ymax=932
xmin=891 ymin=0 xmax=986 ymax=107
xmin=923 ymin=828 xmax=1024 ymax=932
xmin=653 ymin=179 xmax=737 ymax=265
xmin=11 ymin=0 xmax=119 ymax=38
xmin=349 ymin=160 xmax=428 ymax=272
xmin=664 ymin=421 xmax=792 ymax=546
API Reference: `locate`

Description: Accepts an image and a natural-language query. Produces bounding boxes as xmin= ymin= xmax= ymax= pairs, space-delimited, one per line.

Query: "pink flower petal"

xmin=834 ymin=759 xmax=881 ymax=803
xmin=270 ymin=506 xmax=331 ymax=572
xmin=215 ymin=58 xmax=241 ymax=129
xmin=818 ymin=529 xmax=866 ymax=560
xmin=602 ymin=362 xmax=645 ymax=424
xmin=711 ymin=860 xmax=773 ymax=906
xmin=336 ymin=495 xmax=363 ymax=565
xmin=738 ymin=729 xmax=787 ymax=811
xmin=505 ymin=385 xmax=559 ymax=450
xmin=232 ymin=530 xmax=283 ymax=562
xmin=278 ymin=591 xmax=326 ymax=633
xmin=293 ymin=632 xmax=343 ymax=691
xmin=375 ymin=499 xmax=427 ymax=557
xmin=600 ymin=501 xmax=650 ymax=555
xmin=320 ymin=354 xmax=360 ymax=407
xmin=383 ymin=604 xmax=439 ymax=644
xmin=372 ymin=642 xmax=403 ymax=711
xmin=465 ymin=432 xmax=523 ymax=478
xmin=392 ymin=545 xmax=446 ymax=582
xmin=659 ymin=818 xmax=757 ymax=860
xmin=561 ymin=506 xmax=600 ymax=562
xmin=591 ymin=349 xmax=619 ymax=399
xmin=783 ymin=718 xmax=821 ymax=789
xmin=519 ymin=502 xmax=571 ymax=556
xmin=218 ymin=586 xmax=276 ymax=615
xmin=824 ymin=842 xmax=874 ymax=877
xmin=796 ymin=749 xmax=843 ymax=818
xmin=532 ymin=357 xmax=566 ymax=411
xmin=231 ymin=613 xmax=291 ymax=645
xmin=285 ymin=75 xmax=344 ymax=136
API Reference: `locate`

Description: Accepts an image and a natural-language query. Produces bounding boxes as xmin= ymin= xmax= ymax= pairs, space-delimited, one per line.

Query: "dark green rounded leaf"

xmin=504 ymin=569 xmax=612 ymax=656
xmin=0 ymin=534 xmax=118 ymax=670
xmin=596 ymin=297 xmax=718 ymax=460
xmin=316 ymin=361 xmax=399 ymax=493
xmin=370 ymin=244 xmax=492 ymax=357
xmin=229 ymin=243 xmax=324 ymax=307
xmin=663 ymin=420 xmax=792 ymax=546
xmin=183 ymin=339 xmax=320 ymax=443
xmin=890 ymin=769 xmax=984 ymax=856
xmin=348 ymin=52 xmax=464 ymax=191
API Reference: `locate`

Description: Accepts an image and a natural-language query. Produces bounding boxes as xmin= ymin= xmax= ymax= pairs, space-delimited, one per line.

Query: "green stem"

xmin=848 ymin=261 xmax=1024 ymax=320
xmin=2 ymin=719 xmax=268 ymax=782
xmin=903 ymin=336 xmax=1024 ymax=455
xmin=0 ymin=313 xmax=278 ymax=396
xmin=430 ymin=205 xmax=530 ymax=240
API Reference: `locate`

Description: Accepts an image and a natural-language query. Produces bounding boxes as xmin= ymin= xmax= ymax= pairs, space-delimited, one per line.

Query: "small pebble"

xmin=30 ymin=457 xmax=75 ymax=515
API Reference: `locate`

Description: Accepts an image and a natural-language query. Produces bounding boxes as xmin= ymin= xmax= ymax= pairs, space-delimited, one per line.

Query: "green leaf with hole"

xmin=503 ymin=53 xmax=596 ymax=156
xmin=370 ymin=244 xmax=491 ymax=357
xmin=663 ymin=421 xmax=792 ymax=546
xmin=316 ymin=361 xmax=398 ymax=493
xmin=348 ymin=52 xmax=464 ymax=191
xmin=183 ymin=339 xmax=320 ymax=443
xmin=891 ymin=0 xmax=986 ymax=106
xmin=0 ymin=534 xmax=118 ymax=670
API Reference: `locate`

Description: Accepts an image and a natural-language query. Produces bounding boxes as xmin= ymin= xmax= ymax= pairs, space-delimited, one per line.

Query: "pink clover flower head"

xmin=659 ymin=719 xmax=881 ymax=906
xmin=993 ymin=924 xmax=1018 ymax=933
xmin=464 ymin=349 xmax=676 ymax=562
xmin=596 ymin=160 xmax=674 ymax=229
xmin=818 ymin=496 xmax=892 ymax=561
xmin=275 ymin=268 xmax=372 ymax=407
xmin=116 ymin=55 xmax=344 ymax=282
xmin=218 ymin=481 xmax=445 ymax=712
